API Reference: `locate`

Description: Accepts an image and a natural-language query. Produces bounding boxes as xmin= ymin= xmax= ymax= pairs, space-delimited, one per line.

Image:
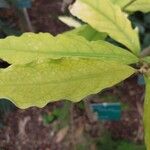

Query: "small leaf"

xmin=59 ymin=16 xmax=82 ymax=28
xmin=70 ymin=0 xmax=141 ymax=55
xmin=0 ymin=58 xmax=135 ymax=108
xmin=144 ymin=76 xmax=150 ymax=150
xmin=0 ymin=33 xmax=138 ymax=65
xmin=43 ymin=113 xmax=56 ymax=124
xmin=63 ymin=24 xmax=107 ymax=41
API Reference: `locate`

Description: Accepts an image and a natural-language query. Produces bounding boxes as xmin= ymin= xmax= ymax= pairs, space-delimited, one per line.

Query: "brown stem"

xmin=84 ymin=96 xmax=97 ymax=123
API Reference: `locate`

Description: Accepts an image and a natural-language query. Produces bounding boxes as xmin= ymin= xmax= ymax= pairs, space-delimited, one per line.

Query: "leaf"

xmin=0 ymin=58 xmax=135 ymax=108
xmin=59 ymin=16 xmax=82 ymax=28
xmin=63 ymin=24 xmax=107 ymax=41
xmin=59 ymin=17 xmax=107 ymax=41
xmin=125 ymin=0 xmax=150 ymax=13
xmin=143 ymin=56 xmax=150 ymax=64
xmin=144 ymin=76 xmax=150 ymax=150
xmin=0 ymin=33 xmax=138 ymax=65
xmin=110 ymin=0 xmax=132 ymax=8
xmin=70 ymin=0 xmax=141 ymax=55
xmin=110 ymin=0 xmax=150 ymax=13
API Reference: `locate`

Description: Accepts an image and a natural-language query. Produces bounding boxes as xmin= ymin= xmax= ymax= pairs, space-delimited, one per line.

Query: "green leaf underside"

xmin=0 ymin=58 xmax=135 ymax=109
xmin=70 ymin=0 xmax=141 ymax=55
xmin=125 ymin=0 xmax=150 ymax=13
xmin=144 ymin=76 xmax=150 ymax=150
xmin=64 ymin=24 xmax=107 ymax=41
xmin=0 ymin=33 xmax=138 ymax=65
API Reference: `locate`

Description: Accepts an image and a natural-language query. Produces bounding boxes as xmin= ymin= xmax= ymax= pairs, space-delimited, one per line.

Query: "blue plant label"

xmin=137 ymin=75 xmax=145 ymax=85
xmin=16 ymin=0 xmax=32 ymax=8
xmin=91 ymin=103 xmax=121 ymax=121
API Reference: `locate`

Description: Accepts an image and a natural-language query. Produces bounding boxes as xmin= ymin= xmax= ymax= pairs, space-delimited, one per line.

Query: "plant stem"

xmin=84 ymin=96 xmax=97 ymax=123
xmin=16 ymin=8 xmax=34 ymax=32
xmin=22 ymin=8 xmax=34 ymax=32
xmin=134 ymin=97 xmax=144 ymax=142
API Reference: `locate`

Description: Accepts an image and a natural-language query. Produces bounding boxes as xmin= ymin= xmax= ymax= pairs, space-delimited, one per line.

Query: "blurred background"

xmin=0 ymin=0 xmax=150 ymax=149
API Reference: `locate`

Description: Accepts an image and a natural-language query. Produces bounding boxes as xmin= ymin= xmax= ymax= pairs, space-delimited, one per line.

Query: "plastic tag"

xmin=137 ymin=75 xmax=145 ymax=85
xmin=16 ymin=0 xmax=32 ymax=8
xmin=91 ymin=102 xmax=121 ymax=121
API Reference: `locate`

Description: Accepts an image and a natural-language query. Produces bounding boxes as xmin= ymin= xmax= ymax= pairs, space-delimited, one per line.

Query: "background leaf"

xmin=0 ymin=58 xmax=135 ymax=108
xmin=63 ymin=24 xmax=107 ymax=41
xmin=0 ymin=33 xmax=138 ymax=65
xmin=144 ymin=76 xmax=150 ymax=150
xmin=70 ymin=0 xmax=141 ymax=55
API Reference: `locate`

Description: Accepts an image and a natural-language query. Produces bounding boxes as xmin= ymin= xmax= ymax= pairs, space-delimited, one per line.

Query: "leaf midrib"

xmin=0 ymin=48 xmax=135 ymax=62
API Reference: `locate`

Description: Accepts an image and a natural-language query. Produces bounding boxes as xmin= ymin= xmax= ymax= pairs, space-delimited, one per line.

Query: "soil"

xmin=0 ymin=0 xmax=146 ymax=150
xmin=28 ymin=0 xmax=71 ymax=35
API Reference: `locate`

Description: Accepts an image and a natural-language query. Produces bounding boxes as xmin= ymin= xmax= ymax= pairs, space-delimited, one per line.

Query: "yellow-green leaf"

xmin=110 ymin=0 xmax=132 ymax=7
xmin=0 ymin=33 xmax=138 ymax=65
xmin=110 ymin=0 xmax=150 ymax=13
xmin=143 ymin=56 xmax=150 ymax=64
xmin=144 ymin=76 xmax=150 ymax=150
xmin=70 ymin=0 xmax=141 ymax=55
xmin=0 ymin=58 xmax=135 ymax=109
xmin=63 ymin=24 xmax=107 ymax=41
xmin=125 ymin=0 xmax=150 ymax=13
